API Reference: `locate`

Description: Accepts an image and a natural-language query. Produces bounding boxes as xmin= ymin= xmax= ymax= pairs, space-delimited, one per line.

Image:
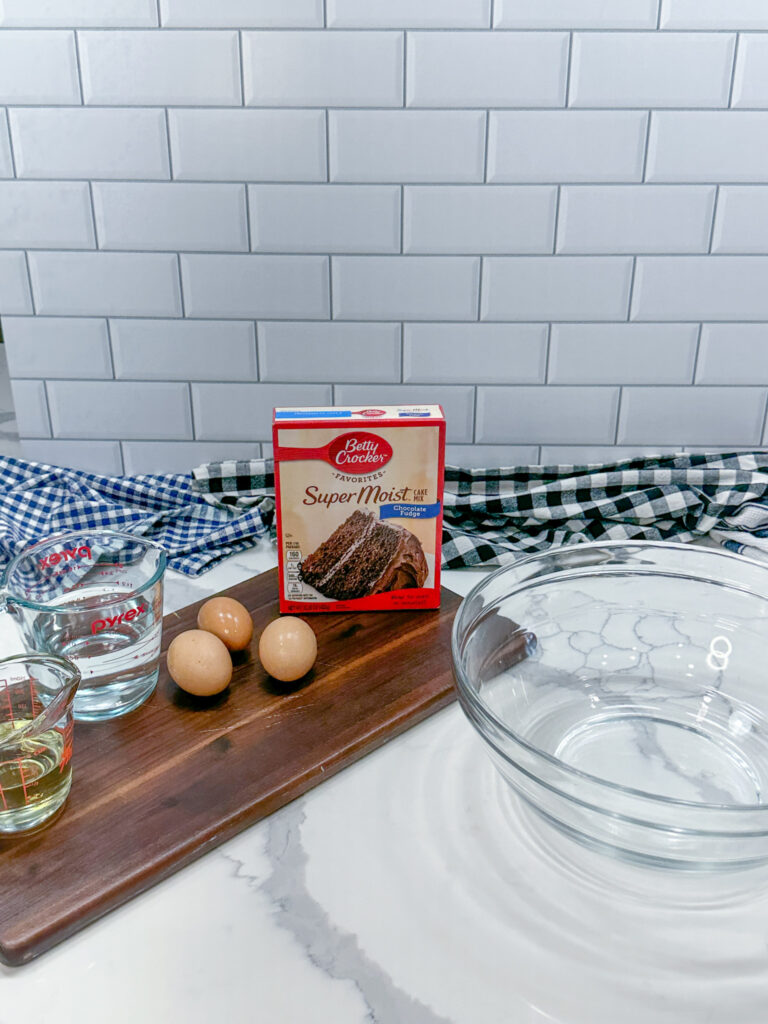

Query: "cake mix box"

xmin=273 ymin=405 xmax=446 ymax=613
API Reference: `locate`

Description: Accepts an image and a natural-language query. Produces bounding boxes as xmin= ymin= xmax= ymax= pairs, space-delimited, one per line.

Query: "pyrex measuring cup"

xmin=0 ymin=654 xmax=80 ymax=834
xmin=1 ymin=531 xmax=166 ymax=722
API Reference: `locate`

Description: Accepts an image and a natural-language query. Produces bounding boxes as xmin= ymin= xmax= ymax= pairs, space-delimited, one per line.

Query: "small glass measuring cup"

xmin=1 ymin=531 xmax=166 ymax=722
xmin=0 ymin=654 xmax=80 ymax=835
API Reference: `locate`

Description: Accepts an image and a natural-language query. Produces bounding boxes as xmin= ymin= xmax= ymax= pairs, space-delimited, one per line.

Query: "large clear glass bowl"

xmin=452 ymin=541 xmax=768 ymax=869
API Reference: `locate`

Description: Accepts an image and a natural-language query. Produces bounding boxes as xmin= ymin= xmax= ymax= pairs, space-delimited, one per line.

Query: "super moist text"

xmin=303 ymin=484 xmax=413 ymax=509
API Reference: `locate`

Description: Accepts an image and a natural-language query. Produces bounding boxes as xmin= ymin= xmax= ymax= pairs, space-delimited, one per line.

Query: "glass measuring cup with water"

xmin=1 ymin=531 xmax=166 ymax=721
xmin=0 ymin=654 xmax=80 ymax=834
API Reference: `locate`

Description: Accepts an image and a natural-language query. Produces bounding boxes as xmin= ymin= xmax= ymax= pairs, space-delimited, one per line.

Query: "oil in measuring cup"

xmin=0 ymin=720 xmax=72 ymax=830
xmin=0 ymin=657 xmax=79 ymax=836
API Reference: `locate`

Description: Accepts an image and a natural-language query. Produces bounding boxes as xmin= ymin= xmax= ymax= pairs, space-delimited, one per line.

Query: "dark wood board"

xmin=0 ymin=569 xmax=462 ymax=967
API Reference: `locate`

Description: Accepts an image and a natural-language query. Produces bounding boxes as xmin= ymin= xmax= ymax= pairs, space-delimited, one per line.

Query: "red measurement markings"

xmin=16 ymin=759 xmax=28 ymax=805
xmin=4 ymin=678 xmax=14 ymax=727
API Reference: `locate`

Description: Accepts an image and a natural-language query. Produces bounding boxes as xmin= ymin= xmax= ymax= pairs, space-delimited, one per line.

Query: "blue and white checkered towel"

xmin=0 ymin=455 xmax=272 ymax=576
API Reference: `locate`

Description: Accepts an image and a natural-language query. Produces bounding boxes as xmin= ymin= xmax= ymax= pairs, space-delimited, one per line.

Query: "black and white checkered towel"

xmin=192 ymin=451 xmax=768 ymax=569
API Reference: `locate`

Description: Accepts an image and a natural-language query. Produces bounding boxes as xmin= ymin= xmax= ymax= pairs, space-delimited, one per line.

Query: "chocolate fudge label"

xmin=273 ymin=406 xmax=446 ymax=613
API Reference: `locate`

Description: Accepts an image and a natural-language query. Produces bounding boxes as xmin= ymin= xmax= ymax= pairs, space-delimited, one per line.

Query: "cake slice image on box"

xmin=299 ymin=510 xmax=428 ymax=601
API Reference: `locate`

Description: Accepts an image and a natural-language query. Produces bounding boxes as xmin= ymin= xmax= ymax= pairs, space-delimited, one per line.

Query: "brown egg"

xmin=197 ymin=596 xmax=254 ymax=652
xmin=258 ymin=616 xmax=317 ymax=683
xmin=167 ymin=629 xmax=232 ymax=697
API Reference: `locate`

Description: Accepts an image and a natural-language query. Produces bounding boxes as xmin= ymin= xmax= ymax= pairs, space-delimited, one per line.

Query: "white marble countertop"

xmin=3 ymin=541 xmax=768 ymax=1024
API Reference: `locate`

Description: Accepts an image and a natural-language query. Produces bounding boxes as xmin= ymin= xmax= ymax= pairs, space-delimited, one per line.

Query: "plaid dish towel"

xmin=192 ymin=451 xmax=768 ymax=569
xmin=0 ymin=455 xmax=271 ymax=576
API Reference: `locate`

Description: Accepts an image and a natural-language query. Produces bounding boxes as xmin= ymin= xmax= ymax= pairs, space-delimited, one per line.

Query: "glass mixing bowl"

xmin=452 ymin=541 xmax=768 ymax=869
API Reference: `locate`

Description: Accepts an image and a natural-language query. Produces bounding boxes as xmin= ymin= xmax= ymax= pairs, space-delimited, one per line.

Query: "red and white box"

xmin=273 ymin=405 xmax=446 ymax=613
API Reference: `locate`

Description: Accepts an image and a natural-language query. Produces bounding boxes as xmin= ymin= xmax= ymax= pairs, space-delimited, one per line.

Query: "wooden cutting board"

xmin=0 ymin=568 xmax=462 ymax=967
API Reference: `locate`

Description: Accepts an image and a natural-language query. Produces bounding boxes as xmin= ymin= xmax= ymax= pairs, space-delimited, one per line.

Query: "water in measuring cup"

xmin=32 ymin=583 xmax=163 ymax=721
xmin=0 ymin=721 xmax=72 ymax=833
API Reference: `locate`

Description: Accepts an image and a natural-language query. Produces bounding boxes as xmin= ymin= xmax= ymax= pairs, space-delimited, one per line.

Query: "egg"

xmin=167 ymin=629 xmax=232 ymax=697
xmin=258 ymin=616 xmax=317 ymax=683
xmin=197 ymin=596 xmax=253 ymax=652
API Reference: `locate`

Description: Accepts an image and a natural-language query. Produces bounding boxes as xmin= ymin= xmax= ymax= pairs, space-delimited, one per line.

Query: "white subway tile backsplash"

xmin=335 ymin=384 xmax=475 ymax=442
xmin=488 ymin=112 xmax=647 ymax=183
xmin=21 ymin=440 xmax=123 ymax=474
xmin=494 ymin=0 xmax=658 ymax=28
xmin=404 ymin=186 xmax=556 ymax=254
xmin=48 ymin=380 xmax=192 ymax=439
xmin=632 ymin=257 xmax=768 ymax=321
xmin=446 ymin=444 xmax=540 ymax=467
xmin=734 ymin=36 xmax=768 ymax=110
xmin=696 ymin=325 xmax=768 ymax=385
xmin=0 ymin=111 xmax=12 ymax=178
xmin=404 ymin=323 xmax=547 ymax=383
xmin=0 ymin=0 xmax=157 ymax=27
xmin=328 ymin=0 xmax=490 ymax=28
xmin=243 ymin=31 xmax=403 ymax=108
xmin=258 ymin=322 xmax=400 ymax=382
xmin=0 ymin=182 xmax=94 ymax=249
xmin=79 ymin=31 xmax=240 ymax=107
xmin=618 ymin=387 xmax=767 ymax=446
xmin=0 ymin=252 xmax=33 ymax=314
xmin=549 ymin=324 xmax=698 ymax=384
xmin=0 ymin=32 xmax=79 ymax=104
xmin=557 ymin=186 xmax=715 ymax=254
xmin=482 ymin=257 xmax=633 ymax=321
xmin=540 ymin=446 xmax=681 ymax=463
xmin=122 ymin=441 xmax=262 ymax=475
xmin=660 ymin=0 xmax=768 ymax=29
xmin=332 ymin=256 xmax=480 ymax=320
xmin=648 ymin=113 xmax=768 ymax=184
xmin=712 ymin=188 xmax=768 ymax=254
xmin=181 ymin=255 xmax=329 ymax=319
xmin=93 ymin=183 xmax=247 ymax=252
xmin=111 ymin=319 xmax=257 ymax=380
xmin=3 ymin=317 xmax=112 ymax=378
xmin=9 ymin=108 xmax=169 ymax=180
xmin=169 ymin=110 xmax=326 ymax=183
xmin=330 ymin=111 xmax=485 ymax=183
xmin=10 ymin=380 xmax=50 ymax=438
xmin=477 ymin=386 xmax=620 ymax=444
xmin=406 ymin=31 xmax=567 ymax=108
xmin=570 ymin=33 xmax=734 ymax=109
xmin=160 ymin=0 xmax=323 ymax=28
xmin=249 ymin=186 xmax=400 ymax=254
xmin=192 ymin=383 xmax=331 ymax=440
xmin=28 ymin=252 xmax=182 ymax=317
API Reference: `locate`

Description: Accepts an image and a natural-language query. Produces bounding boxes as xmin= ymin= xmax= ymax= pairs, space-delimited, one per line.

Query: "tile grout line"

xmin=564 ymin=32 xmax=574 ymax=107
xmin=155 ymin=0 xmax=162 ymax=26
xmin=489 ymin=0 xmax=495 ymax=29
xmin=42 ymin=379 xmax=53 ymax=439
xmin=163 ymin=107 xmax=174 ymax=179
xmin=187 ymin=381 xmax=197 ymax=440
xmin=728 ymin=33 xmax=741 ymax=108
xmin=328 ymin=255 xmax=334 ymax=320
xmin=482 ymin=109 xmax=490 ymax=183
xmin=613 ymin=387 xmax=624 ymax=445
xmin=707 ymin=186 xmax=719 ymax=252
xmin=402 ymin=31 xmax=407 ymax=107
xmin=656 ymin=0 xmax=663 ymax=30
xmin=641 ymin=111 xmax=653 ymax=182
xmin=476 ymin=256 xmax=484 ymax=321
xmin=325 ymin=109 xmax=331 ymax=182
xmin=237 ymin=30 xmax=245 ymax=107
xmin=105 ymin=318 xmax=117 ymax=379
xmin=72 ymin=30 xmax=85 ymax=105
xmin=552 ymin=185 xmax=562 ymax=254
xmin=760 ymin=389 xmax=768 ymax=447
xmin=626 ymin=256 xmax=638 ymax=321
xmin=399 ymin=185 xmax=405 ymax=253
xmin=399 ymin=322 xmax=404 ymax=383
xmin=544 ymin=322 xmax=553 ymax=383
xmin=22 ymin=251 xmax=36 ymax=314
xmin=87 ymin=181 xmax=99 ymax=249
xmin=243 ymin=184 xmax=253 ymax=253
xmin=5 ymin=108 xmax=17 ymax=178
xmin=691 ymin=323 xmax=704 ymax=384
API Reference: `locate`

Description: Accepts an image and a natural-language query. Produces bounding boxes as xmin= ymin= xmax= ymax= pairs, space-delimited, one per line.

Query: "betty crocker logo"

xmin=92 ymin=603 xmax=148 ymax=635
xmin=327 ymin=432 xmax=393 ymax=474
xmin=39 ymin=545 xmax=91 ymax=570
